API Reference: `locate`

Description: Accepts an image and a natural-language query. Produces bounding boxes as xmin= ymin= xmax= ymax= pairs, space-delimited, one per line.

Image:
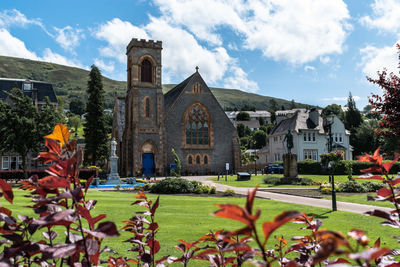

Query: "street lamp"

xmin=326 ymin=115 xmax=337 ymax=211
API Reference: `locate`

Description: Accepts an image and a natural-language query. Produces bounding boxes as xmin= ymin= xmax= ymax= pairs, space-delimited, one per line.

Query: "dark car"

xmin=265 ymin=164 xmax=284 ymax=174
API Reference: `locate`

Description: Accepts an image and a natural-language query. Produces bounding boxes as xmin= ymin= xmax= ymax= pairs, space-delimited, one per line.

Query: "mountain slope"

xmin=0 ymin=55 xmax=309 ymax=110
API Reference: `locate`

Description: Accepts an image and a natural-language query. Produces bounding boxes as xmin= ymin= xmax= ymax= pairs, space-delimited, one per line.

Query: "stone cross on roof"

xmin=195 ymin=66 xmax=199 ymax=72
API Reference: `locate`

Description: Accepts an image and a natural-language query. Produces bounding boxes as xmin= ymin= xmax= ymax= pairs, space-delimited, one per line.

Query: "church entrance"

xmin=142 ymin=153 xmax=154 ymax=175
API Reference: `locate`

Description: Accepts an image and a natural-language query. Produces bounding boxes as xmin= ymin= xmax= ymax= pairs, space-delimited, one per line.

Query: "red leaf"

xmin=383 ymin=153 xmax=400 ymax=173
xmin=214 ymin=204 xmax=253 ymax=226
xmin=262 ymin=211 xmax=302 ymax=242
xmin=377 ymin=188 xmax=392 ymax=198
xmin=0 ymin=207 xmax=12 ymax=216
xmin=83 ymin=221 xmax=120 ymax=238
xmin=148 ymin=239 xmax=160 ymax=255
xmin=360 ymin=166 xmax=383 ymax=173
xmin=45 ymin=138 xmax=61 ymax=154
xmin=374 ymin=237 xmax=380 ymax=248
xmin=150 ymin=196 xmax=159 ymax=216
xmin=388 ymin=177 xmax=400 ymax=186
xmin=0 ymin=179 xmax=13 ymax=204
xmin=148 ymin=222 xmax=159 ymax=231
xmin=39 ymin=176 xmax=70 ymax=189
xmin=246 ymin=186 xmax=258 ymax=214
xmin=85 ymin=176 xmax=94 ymax=193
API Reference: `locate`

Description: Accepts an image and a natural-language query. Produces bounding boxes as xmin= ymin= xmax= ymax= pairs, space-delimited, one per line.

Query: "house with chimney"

xmin=268 ymin=108 xmax=352 ymax=163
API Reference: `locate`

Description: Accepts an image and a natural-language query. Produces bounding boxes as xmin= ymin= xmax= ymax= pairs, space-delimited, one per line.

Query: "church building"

xmin=112 ymin=38 xmax=241 ymax=176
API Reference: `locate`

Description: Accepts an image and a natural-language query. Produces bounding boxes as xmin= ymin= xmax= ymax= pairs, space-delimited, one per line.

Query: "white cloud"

xmin=94 ymin=18 xmax=148 ymax=63
xmin=42 ymin=48 xmax=87 ymax=69
xmin=323 ymin=96 xmax=360 ymax=101
xmin=304 ymin=65 xmax=316 ymax=71
xmin=0 ymin=9 xmax=44 ymax=29
xmin=54 ymin=26 xmax=84 ymax=51
xmin=360 ymin=0 xmax=400 ymax=33
xmin=320 ymin=56 xmax=331 ymax=64
xmin=153 ymin=0 xmax=351 ymax=64
xmin=94 ymin=58 xmax=115 ymax=73
xmin=0 ymin=28 xmax=39 ymax=60
xmin=360 ymin=42 xmax=399 ymax=79
xmin=224 ymin=65 xmax=259 ymax=92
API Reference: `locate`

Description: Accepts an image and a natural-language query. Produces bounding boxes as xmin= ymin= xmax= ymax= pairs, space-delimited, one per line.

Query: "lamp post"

xmin=326 ymin=115 xmax=337 ymax=211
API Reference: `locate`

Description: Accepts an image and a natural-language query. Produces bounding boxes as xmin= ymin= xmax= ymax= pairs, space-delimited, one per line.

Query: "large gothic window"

xmin=141 ymin=59 xmax=152 ymax=83
xmin=184 ymin=103 xmax=210 ymax=146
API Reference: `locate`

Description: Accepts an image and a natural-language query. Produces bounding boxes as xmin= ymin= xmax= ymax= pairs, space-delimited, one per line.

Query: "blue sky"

xmin=1 ymin=0 xmax=400 ymax=109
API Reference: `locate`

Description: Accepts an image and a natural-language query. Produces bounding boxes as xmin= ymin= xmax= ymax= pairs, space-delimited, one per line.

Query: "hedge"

xmin=297 ymin=160 xmax=400 ymax=175
xmin=0 ymin=168 xmax=98 ymax=181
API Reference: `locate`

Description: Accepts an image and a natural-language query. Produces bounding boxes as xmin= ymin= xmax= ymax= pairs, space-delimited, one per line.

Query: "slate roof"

xmin=270 ymin=109 xmax=325 ymax=135
xmin=164 ymin=73 xmax=196 ymax=110
xmin=0 ymin=78 xmax=58 ymax=103
xmin=226 ymin=110 xmax=271 ymax=119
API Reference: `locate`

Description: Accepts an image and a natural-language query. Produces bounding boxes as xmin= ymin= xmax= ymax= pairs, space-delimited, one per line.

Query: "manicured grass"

xmin=324 ymin=194 xmax=394 ymax=208
xmin=211 ymin=174 xmax=373 ymax=188
xmin=3 ymin=190 xmax=399 ymax=265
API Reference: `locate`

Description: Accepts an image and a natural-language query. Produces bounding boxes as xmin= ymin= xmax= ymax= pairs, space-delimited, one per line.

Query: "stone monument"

xmin=282 ymin=130 xmax=298 ymax=178
xmin=107 ymin=138 xmax=121 ymax=183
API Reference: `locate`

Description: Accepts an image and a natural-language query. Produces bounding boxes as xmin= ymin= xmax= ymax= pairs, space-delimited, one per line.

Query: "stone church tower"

xmin=120 ymin=39 xmax=166 ymax=176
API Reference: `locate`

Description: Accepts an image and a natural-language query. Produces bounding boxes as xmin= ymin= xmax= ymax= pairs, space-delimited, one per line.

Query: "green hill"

xmin=0 ymin=55 xmax=309 ymax=110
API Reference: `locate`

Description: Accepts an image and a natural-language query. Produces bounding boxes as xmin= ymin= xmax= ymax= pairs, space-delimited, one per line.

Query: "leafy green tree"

xmin=171 ymin=148 xmax=181 ymax=177
xmin=269 ymin=99 xmax=278 ymax=112
xmin=259 ymin=124 xmax=274 ymax=134
xmin=84 ymin=65 xmax=108 ymax=166
xmin=236 ymin=111 xmax=250 ymax=121
xmin=258 ymin=117 xmax=265 ymax=126
xmin=237 ymin=123 xmax=251 ymax=138
xmin=0 ymin=88 xmax=40 ymax=176
xmin=69 ymin=98 xmax=86 ymax=116
xmin=352 ymin=120 xmax=381 ymax=156
xmin=322 ymin=104 xmax=344 ymax=121
xmin=39 ymin=97 xmax=66 ymax=138
xmin=251 ymin=130 xmax=267 ymax=149
xmin=68 ymin=115 xmax=82 ymax=137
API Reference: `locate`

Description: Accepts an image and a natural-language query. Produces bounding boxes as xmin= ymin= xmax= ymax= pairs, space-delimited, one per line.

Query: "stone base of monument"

xmin=283 ymin=153 xmax=298 ymax=178
xmin=106 ymin=156 xmax=121 ymax=184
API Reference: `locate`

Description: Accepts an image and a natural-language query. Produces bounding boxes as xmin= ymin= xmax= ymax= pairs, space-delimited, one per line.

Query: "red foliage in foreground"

xmin=0 ymin=125 xmax=399 ymax=266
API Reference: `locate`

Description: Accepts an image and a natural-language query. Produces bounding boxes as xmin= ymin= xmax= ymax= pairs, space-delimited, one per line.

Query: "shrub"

xmin=223 ymin=189 xmax=235 ymax=196
xmin=209 ymin=186 xmax=216 ymax=194
xmin=263 ymin=176 xmax=313 ymax=185
xmin=143 ymin=183 xmax=152 ymax=191
xmin=150 ymin=178 xmax=202 ymax=194
xmin=320 ymin=187 xmax=332 ymax=194
xmin=337 ymin=180 xmax=366 ymax=193
xmin=263 ymin=176 xmax=281 ymax=185
xmin=362 ymin=181 xmax=385 ymax=192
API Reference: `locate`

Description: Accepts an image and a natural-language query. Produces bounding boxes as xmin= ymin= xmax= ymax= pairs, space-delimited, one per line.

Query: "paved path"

xmin=182 ymin=176 xmax=392 ymax=215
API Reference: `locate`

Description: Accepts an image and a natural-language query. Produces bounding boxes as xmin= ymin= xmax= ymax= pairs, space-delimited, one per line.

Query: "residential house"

xmin=226 ymin=110 xmax=271 ymax=124
xmin=268 ymin=108 xmax=352 ymax=163
xmin=0 ymin=78 xmax=58 ymax=170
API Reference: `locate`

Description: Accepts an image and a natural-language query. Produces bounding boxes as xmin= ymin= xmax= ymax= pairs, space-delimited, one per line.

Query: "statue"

xmin=111 ymin=138 xmax=117 ymax=157
xmin=283 ymin=130 xmax=293 ymax=154
xmin=107 ymin=138 xmax=120 ymax=183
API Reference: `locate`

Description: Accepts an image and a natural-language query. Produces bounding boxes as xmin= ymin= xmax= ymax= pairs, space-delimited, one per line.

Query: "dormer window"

xmin=23 ymin=82 xmax=32 ymax=91
xmin=141 ymin=59 xmax=152 ymax=83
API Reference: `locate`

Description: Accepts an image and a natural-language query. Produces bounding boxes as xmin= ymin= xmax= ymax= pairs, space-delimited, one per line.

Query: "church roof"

xmin=164 ymin=72 xmax=196 ymax=110
xmin=0 ymin=78 xmax=58 ymax=103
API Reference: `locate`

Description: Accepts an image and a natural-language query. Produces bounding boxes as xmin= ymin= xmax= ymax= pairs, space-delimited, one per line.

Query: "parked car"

xmin=265 ymin=164 xmax=284 ymax=174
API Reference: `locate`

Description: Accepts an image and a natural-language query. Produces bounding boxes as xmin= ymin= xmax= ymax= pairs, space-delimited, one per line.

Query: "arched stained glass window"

xmin=141 ymin=59 xmax=152 ymax=83
xmin=184 ymin=103 xmax=210 ymax=146
xmin=196 ymin=155 xmax=201 ymax=164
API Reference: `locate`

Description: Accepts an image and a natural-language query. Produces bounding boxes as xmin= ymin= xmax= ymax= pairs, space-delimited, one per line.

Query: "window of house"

xmin=304 ymin=133 xmax=306 ymax=141
xmin=303 ymin=149 xmax=318 ymax=161
xmin=2 ymin=156 xmax=9 ymax=170
xmin=312 ymin=133 xmax=315 ymax=141
xmin=335 ymin=133 xmax=338 ymax=143
xmin=9 ymin=156 xmax=22 ymax=170
xmin=308 ymin=133 xmax=311 ymax=141
xmin=141 ymin=59 xmax=152 ymax=83
xmin=23 ymin=82 xmax=32 ymax=91
xmin=188 ymin=155 xmax=193 ymax=165
xmin=196 ymin=155 xmax=201 ymax=164
xmin=185 ymin=104 xmax=210 ymax=146
xmin=339 ymin=133 xmax=343 ymax=143
xmin=204 ymin=155 xmax=208 ymax=164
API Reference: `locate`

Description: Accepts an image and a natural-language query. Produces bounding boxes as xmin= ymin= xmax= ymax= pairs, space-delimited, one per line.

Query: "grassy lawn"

xmin=210 ymin=174 xmax=358 ymax=188
xmin=324 ymin=194 xmax=394 ymax=208
xmin=3 ymin=190 xmax=400 ymax=265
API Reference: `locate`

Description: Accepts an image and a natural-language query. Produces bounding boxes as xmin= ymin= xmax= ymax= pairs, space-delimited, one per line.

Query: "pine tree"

xmin=344 ymin=92 xmax=362 ymax=130
xmin=84 ymin=65 xmax=108 ymax=166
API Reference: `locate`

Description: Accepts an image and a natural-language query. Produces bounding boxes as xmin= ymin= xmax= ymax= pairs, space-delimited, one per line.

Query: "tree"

xmin=322 ymin=104 xmax=344 ymax=121
xmin=39 ymin=97 xmax=66 ymax=139
xmin=171 ymin=148 xmax=181 ymax=177
xmin=368 ymin=44 xmax=400 ymax=148
xmin=236 ymin=111 xmax=250 ymax=121
xmin=84 ymin=65 xmax=108 ymax=166
xmin=237 ymin=123 xmax=251 ymax=138
xmin=269 ymin=99 xmax=278 ymax=112
xmin=251 ymin=130 xmax=267 ymax=149
xmin=258 ymin=117 xmax=265 ymax=126
xmin=352 ymin=120 xmax=381 ymax=156
xmin=0 ymin=88 xmax=40 ymax=176
xmin=68 ymin=114 xmax=82 ymax=137
xmin=69 ymin=98 xmax=86 ymax=116
xmin=344 ymin=92 xmax=362 ymax=130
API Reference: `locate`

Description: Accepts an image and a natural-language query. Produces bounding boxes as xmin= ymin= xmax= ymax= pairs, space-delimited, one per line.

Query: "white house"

xmin=226 ymin=110 xmax=271 ymax=124
xmin=267 ymin=108 xmax=352 ymax=163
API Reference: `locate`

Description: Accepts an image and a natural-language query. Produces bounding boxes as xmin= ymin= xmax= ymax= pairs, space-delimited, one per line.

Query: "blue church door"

xmin=142 ymin=153 xmax=154 ymax=175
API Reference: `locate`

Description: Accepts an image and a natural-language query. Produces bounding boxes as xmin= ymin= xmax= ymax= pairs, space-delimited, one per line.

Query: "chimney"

xmin=309 ymin=108 xmax=319 ymax=126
